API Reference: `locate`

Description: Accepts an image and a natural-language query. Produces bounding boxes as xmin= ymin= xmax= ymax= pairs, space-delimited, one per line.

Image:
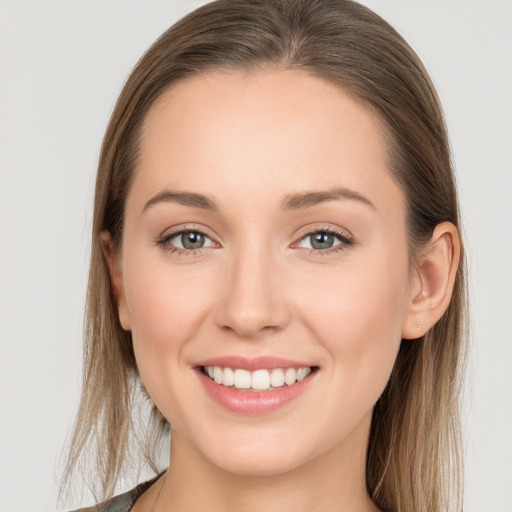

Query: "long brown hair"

xmin=62 ymin=1 xmax=467 ymax=510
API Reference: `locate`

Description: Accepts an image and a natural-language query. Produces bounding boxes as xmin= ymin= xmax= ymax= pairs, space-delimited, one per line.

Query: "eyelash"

xmin=155 ymin=225 xmax=214 ymax=258
xmin=155 ymin=225 xmax=354 ymax=258
xmin=296 ymin=226 xmax=354 ymax=257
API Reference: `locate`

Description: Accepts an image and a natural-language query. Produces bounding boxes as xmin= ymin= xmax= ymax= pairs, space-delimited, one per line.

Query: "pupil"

xmin=182 ymin=231 xmax=204 ymax=249
xmin=311 ymin=232 xmax=334 ymax=249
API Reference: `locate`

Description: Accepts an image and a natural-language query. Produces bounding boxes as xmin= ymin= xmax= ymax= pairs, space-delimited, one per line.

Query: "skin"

xmin=103 ymin=69 xmax=460 ymax=512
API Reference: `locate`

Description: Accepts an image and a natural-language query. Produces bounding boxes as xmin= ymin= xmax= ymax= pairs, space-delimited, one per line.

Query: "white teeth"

xmin=234 ymin=369 xmax=251 ymax=389
xmin=223 ymin=367 xmax=234 ymax=386
xmin=213 ymin=366 xmax=223 ymax=384
xmin=270 ymin=368 xmax=285 ymax=387
xmin=251 ymin=369 xmax=271 ymax=390
xmin=203 ymin=365 xmax=313 ymax=390
xmin=296 ymin=367 xmax=311 ymax=381
xmin=284 ymin=368 xmax=297 ymax=385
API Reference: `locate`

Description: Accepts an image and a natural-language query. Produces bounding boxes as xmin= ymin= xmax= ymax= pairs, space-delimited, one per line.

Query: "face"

xmin=114 ymin=69 xmax=415 ymax=476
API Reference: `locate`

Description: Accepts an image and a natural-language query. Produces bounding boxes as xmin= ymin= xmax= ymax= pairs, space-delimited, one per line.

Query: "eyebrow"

xmin=281 ymin=187 xmax=375 ymax=211
xmin=142 ymin=186 xmax=375 ymax=213
xmin=143 ymin=191 xmax=219 ymax=212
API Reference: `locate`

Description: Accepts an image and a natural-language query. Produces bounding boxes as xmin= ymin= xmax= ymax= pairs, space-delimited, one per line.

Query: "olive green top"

xmin=71 ymin=473 xmax=394 ymax=512
xmin=71 ymin=474 xmax=162 ymax=512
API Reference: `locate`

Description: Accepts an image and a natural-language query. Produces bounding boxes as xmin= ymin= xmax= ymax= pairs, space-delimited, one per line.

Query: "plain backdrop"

xmin=1 ymin=1 xmax=511 ymax=511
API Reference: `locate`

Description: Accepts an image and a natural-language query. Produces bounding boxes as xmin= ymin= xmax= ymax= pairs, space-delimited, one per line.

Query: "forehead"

xmin=132 ymin=69 xmax=404 ymax=217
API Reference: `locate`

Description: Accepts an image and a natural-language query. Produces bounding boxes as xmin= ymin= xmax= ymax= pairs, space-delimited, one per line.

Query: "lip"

xmin=195 ymin=363 xmax=318 ymax=415
xmin=194 ymin=356 xmax=314 ymax=371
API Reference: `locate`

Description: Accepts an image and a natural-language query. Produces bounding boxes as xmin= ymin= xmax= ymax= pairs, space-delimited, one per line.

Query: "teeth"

xmin=234 ymin=369 xmax=251 ymax=389
xmin=270 ymin=368 xmax=285 ymax=387
xmin=251 ymin=369 xmax=270 ymax=390
xmin=284 ymin=368 xmax=296 ymax=385
xmin=223 ymin=367 xmax=234 ymax=386
xmin=296 ymin=367 xmax=311 ymax=381
xmin=213 ymin=366 xmax=223 ymax=384
xmin=203 ymin=365 xmax=313 ymax=390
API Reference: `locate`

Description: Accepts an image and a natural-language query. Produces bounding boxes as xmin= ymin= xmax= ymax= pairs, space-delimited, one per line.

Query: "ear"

xmin=100 ymin=231 xmax=131 ymax=331
xmin=402 ymin=222 xmax=460 ymax=340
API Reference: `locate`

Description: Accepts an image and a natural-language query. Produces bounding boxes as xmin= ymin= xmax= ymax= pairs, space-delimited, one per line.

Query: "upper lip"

xmin=194 ymin=356 xmax=315 ymax=371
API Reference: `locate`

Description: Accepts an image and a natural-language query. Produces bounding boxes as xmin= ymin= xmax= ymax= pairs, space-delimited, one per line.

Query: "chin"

xmin=214 ymin=450 xmax=307 ymax=477
xmin=189 ymin=428 xmax=318 ymax=477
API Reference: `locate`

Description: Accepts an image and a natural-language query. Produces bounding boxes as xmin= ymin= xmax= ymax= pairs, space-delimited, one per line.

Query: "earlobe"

xmin=402 ymin=222 xmax=460 ymax=339
xmin=100 ymin=231 xmax=131 ymax=331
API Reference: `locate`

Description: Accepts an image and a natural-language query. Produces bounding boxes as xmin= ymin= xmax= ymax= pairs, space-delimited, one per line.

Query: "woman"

xmin=63 ymin=0 xmax=467 ymax=511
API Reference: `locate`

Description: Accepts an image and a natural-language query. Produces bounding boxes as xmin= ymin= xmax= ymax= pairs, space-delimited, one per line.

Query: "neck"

xmin=154 ymin=427 xmax=379 ymax=512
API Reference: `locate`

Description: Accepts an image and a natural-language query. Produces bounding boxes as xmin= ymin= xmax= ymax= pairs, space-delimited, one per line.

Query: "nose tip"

xmin=219 ymin=308 xmax=281 ymax=338
xmin=213 ymin=254 xmax=290 ymax=338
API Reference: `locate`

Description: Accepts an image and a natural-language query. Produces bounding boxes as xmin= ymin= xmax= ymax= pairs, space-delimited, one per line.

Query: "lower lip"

xmin=196 ymin=369 xmax=316 ymax=414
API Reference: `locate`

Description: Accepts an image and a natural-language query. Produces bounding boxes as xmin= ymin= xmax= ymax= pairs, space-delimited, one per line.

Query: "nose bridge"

xmin=214 ymin=237 xmax=289 ymax=338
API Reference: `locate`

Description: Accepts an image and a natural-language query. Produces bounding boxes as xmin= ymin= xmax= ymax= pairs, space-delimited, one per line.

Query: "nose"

xmin=213 ymin=244 xmax=290 ymax=338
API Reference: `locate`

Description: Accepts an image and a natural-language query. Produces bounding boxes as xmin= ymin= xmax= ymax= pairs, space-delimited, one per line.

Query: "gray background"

xmin=1 ymin=1 xmax=511 ymax=510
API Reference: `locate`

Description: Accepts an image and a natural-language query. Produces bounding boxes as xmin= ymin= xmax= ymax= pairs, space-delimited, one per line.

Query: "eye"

xmin=156 ymin=229 xmax=217 ymax=253
xmin=295 ymin=228 xmax=353 ymax=252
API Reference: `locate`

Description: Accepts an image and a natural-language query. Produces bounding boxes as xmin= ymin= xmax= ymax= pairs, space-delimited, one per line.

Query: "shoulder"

xmin=70 ymin=474 xmax=163 ymax=512
xmin=70 ymin=489 xmax=134 ymax=512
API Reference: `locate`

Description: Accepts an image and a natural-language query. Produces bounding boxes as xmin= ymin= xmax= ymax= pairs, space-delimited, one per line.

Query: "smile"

xmin=202 ymin=366 xmax=313 ymax=391
xmin=196 ymin=359 xmax=318 ymax=414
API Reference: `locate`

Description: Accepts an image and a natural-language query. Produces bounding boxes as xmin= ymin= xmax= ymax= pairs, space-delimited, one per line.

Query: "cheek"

xmin=299 ymin=251 xmax=410 ymax=392
xmin=316 ymin=263 xmax=407 ymax=342
xmin=122 ymin=251 xmax=214 ymax=375
xmin=122 ymin=254 xmax=220 ymax=431
xmin=127 ymin=272 xmax=209 ymax=341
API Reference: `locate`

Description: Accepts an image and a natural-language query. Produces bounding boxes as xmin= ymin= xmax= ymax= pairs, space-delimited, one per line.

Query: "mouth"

xmin=194 ymin=356 xmax=319 ymax=413
xmin=200 ymin=365 xmax=318 ymax=392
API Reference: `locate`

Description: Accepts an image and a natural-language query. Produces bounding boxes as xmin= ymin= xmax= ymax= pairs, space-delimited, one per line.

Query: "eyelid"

xmin=293 ymin=224 xmax=354 ymax=244
xmin=158 ymin=224 xmax=219 ymax=242
xmin=167 ymin=230 xmax=217 ymax=249
xmin=291 ymin=224 xmax=355 ymax=256
xmin=155 ymin=224 xmax=221 ymax=253
xmin=155 ymin=223 xmax=354 ymax=256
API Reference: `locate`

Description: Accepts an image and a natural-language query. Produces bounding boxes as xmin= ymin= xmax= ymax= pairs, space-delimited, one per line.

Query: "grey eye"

xmin=309 ymin=232 xmax=336 ymax=250
xmin=180 ymin=231 xmax=205 ymax=249
xmin=163 ymin=230 xmax=216 ymax=251
xmin=296 ymin=230 xmax=351 ymax=251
